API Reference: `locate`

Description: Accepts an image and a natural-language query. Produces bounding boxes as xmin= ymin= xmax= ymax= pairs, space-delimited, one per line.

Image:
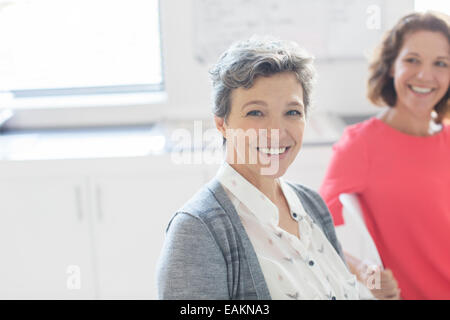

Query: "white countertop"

xmin=0 ymin=112 xmax=347 ymax=161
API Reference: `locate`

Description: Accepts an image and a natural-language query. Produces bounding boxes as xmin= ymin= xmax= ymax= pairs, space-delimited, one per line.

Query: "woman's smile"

xmin=392 ymin=31 xmax=450 ymax=117
xmin=256 ymin=146 xmax=292 ymax=160
xmin=217 ymin=71 xmax=306 ymax=179
xmin=407 ymin=84 xmax=435 ymax=95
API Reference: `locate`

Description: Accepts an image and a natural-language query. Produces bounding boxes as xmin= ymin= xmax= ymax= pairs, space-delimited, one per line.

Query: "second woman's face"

xmin=220 ymin=72 xmax=305 ymax=179
xmin=391 ymin=30 xmax=450 ymax=118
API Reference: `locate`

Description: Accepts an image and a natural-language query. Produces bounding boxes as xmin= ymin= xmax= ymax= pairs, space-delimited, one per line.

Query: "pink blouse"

xmin=319 ymin=117 xmax=450 ymax=299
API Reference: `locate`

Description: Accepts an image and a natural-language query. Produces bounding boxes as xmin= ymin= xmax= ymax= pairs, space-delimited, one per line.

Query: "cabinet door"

xmin=0 ymin=177 xmax=96 ymax=299
xmin=90 ymin=166 xmax=205 ymax=299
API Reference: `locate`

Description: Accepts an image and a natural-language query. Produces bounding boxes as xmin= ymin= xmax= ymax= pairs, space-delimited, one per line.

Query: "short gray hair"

xmin=209 ymin=35 xmax=316 ymax=121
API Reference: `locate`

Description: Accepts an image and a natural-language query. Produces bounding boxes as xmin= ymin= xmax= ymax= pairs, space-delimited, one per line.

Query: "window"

xmin=0 ymin=0 xmax=164 ymax=129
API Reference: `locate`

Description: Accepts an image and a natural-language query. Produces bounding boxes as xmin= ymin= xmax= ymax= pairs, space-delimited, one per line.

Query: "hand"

xmin=344 ymin=252 xmax=401 ymax=300
xmin=359 ymin=265 xmax=401 ymax=300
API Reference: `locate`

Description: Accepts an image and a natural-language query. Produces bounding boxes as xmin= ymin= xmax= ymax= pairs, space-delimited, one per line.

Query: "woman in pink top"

xmin=320 ymin=12 xmax=450 ymax=300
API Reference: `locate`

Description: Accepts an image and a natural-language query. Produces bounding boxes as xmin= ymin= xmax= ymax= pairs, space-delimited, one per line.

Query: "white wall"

xmin=159 ymin=0 xmax=415 ymax=121
xmin=6 ymin=0 xmax=415 ymax=129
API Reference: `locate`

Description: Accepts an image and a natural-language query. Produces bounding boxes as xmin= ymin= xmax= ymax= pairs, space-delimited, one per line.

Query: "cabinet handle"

xmin=95 ymin=185 xmax=103 ymax=221
xmin=74 ymin=186 xmax=83 ymax=221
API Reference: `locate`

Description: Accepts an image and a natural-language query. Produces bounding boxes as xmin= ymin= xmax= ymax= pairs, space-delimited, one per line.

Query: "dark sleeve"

xmin=156 ymin=212 xmax=230 ymax=299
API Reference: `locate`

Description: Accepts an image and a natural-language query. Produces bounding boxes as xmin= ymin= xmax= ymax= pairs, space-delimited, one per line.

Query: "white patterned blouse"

xmin=216 ymin=162 xmax=360 ymax=300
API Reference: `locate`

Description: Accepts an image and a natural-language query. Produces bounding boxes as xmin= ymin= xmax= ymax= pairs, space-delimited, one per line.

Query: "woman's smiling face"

xmin=391 ymin=30 xmax=450 ymax=118
xmin=216 ymin=72 xmax=305 ymax=179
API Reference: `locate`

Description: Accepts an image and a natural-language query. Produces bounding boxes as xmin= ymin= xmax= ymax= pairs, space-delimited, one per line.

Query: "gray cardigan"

xmin=156 ymin=178 xmax=345 ymax=300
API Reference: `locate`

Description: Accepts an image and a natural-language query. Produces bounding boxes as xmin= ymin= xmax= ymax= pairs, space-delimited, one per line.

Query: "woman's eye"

xmin=246 ymin=110 xmax=263 ymax=117
xmin=405 ymin=57 xmax=419 ymax=64
xmin=286 ymin=110 xmax=303 ymax=117
xmin=435 ymin=60 xmax=448 ymax=68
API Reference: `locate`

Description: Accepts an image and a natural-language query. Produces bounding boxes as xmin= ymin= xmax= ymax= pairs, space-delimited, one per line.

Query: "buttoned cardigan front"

xmin=156 ymin=178 xmax=346 ymax=300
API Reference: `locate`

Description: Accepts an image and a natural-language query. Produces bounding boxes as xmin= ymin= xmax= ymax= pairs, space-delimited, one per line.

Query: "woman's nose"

xmin=416 ymin=64 xmax=435 ymax=82
xmin=263 ymin=118 xmax=288 ymax=143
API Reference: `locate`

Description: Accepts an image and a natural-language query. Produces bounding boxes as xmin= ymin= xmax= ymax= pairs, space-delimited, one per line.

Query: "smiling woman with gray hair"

xmin=156 ymin=36 xmax=360 ymax=300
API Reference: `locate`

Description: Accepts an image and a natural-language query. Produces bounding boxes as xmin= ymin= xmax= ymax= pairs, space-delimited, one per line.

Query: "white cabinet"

xmin=0 ymin=147 xmax=332 ymax=299
xmin=0 ymin=177 xmax=96 ymax=299
xmin=0 ymin=156 xmax=207 ymax=299
xmin=90 ymin=168 xmax=205 ymax=299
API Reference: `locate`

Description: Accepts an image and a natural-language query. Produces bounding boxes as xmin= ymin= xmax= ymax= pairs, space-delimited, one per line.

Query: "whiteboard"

xmin=193 ymin=0 xmax=386 ymax=64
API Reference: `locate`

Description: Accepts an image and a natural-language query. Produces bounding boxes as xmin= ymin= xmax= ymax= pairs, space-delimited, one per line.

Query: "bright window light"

xmin=415 ymin=0 xmax=450 ymax=15
xmin=0 ymin=0 xmax=163 ymax=96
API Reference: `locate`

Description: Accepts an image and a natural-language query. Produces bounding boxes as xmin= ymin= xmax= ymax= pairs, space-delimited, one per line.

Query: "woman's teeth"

xmin=409 ymin=85 xmax=433 ymax=94
xmin=258 ymin=147 xmax=287 ymax=155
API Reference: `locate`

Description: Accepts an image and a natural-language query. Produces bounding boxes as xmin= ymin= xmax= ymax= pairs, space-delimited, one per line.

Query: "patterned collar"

xmin=216 ymin=161 xmax=307 ymax=226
